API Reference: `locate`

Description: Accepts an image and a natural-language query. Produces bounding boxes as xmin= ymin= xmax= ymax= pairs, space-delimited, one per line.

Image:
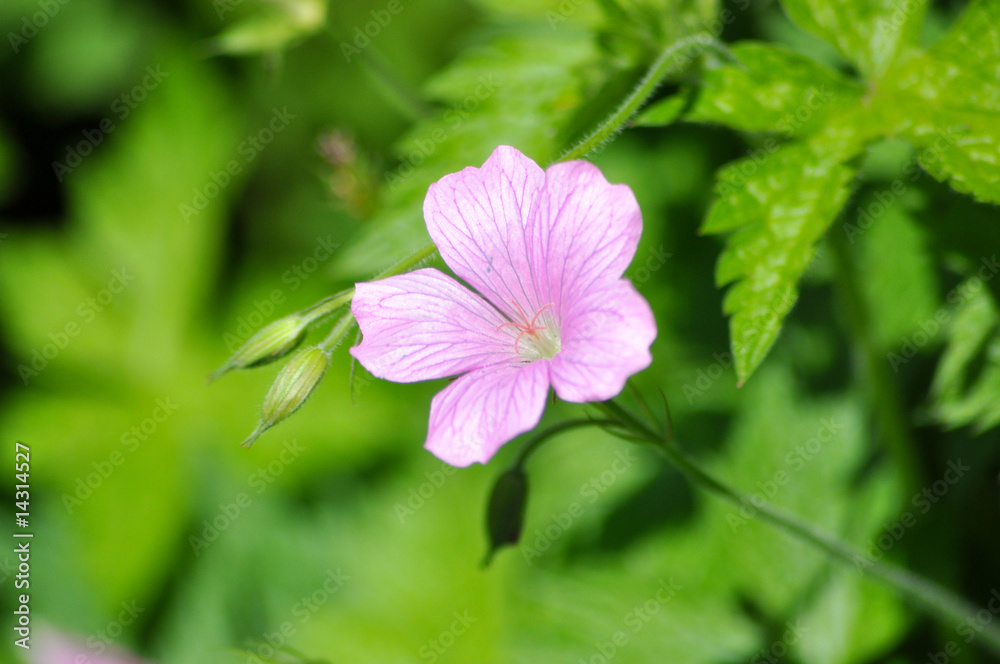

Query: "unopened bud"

xmin=242 ymin=346 xmax=330 ymax=448
xmin=210 ymin=315 xmax=308 ymax=381
xmin=482 ymin=465 xmax=529 ymax=567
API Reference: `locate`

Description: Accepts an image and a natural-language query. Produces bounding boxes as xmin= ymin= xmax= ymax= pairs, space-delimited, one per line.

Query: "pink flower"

xmin=351 ymin=146 xmax=657 ymax=466
xmin=30 ymin=630 xmax=152 ymax=664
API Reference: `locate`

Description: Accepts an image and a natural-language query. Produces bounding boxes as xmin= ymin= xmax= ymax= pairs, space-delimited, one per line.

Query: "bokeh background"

xmin=1 ymin=0 xmax=999 ymax=662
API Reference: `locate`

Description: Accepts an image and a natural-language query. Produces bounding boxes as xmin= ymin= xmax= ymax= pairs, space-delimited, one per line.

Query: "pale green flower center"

xmin=500 ymin=303 xmax=561 ymax=361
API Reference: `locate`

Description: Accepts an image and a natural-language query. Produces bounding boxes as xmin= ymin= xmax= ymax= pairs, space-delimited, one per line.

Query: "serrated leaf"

xmin=876 ymin=0 xmax=1000 ymax=204
xmin=637 ymin=42 xmax=863 ymax=135
xmin=779 ymin=0 xmax=928 ymax=78
xmin=703 ymin=139 xmax=860 ymax=384
xmin=932 ymin=283 xmax=1000 ymax=433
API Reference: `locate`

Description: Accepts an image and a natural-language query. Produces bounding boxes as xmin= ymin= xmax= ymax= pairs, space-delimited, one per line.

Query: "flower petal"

xmin=530 ymin=160 xmax=642 ymax=319
xmin=350 ymin=268 xmax=513 ymax=382
xmin=550 ymin=279 xmax=656 ymax=402
xmin=424 ymin=145 xmax=546 ymax=319
xmin=426 ymin=361 xmax=550 ymax=466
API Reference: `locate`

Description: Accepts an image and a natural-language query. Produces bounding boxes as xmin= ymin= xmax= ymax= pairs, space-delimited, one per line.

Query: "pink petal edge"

xmin=425 ymin=360 xmax=550 ymax=466
xmin=549 ymin=278 xmax=656 ymax=403
xmin=350 ymin=268 xmax=515 ymax=383
xmin=423 ymin=145 xmax=546 ymax=321
xmin=530 ymin=159 xmax=643 ymax=319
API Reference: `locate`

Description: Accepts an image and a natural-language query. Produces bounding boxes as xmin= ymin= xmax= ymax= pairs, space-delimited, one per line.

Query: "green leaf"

xmin=636 ymin=42 xmax=863 ymax=136
xmin=876 ymin=0 xmax=1000 ymax=204
xmin=633 ymin=90 xmax=691 ymax=127
xmin=333 ymin=25 xmax=614 ymax=277
xmin=932 ymin=284 xmax=1000 ymax=433
xmin=702 ymin=138 xmax=859 ymax=385
xmin=779 ymin=0 xmax=928 ymax=78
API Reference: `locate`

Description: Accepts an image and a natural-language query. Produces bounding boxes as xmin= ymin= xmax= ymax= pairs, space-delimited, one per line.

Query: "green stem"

xmin=376 ymin=241 xmax=439 ymax=278
xmin=513 ymin=418 xmax=616 ymax=468
xmin=558 ymin=33 xmax=721 ymax=162
xmin=325 ymin=26 xmax=433 ymax=122
xmin=319 ymin=311 xmax=356 ymax=352
xmin=301 ymin=288 xmax=355 ymax=326
xmin=829 ymin=230 xmax=922 ymax=496
xmin=594 ymin=398 xmax=1000 ymax=655
xmin=317 ymin=242 xmax=439 ymax=352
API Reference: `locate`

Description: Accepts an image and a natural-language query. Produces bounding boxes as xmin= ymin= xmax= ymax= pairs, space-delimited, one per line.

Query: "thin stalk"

xmin=558 ymin=33 xmax=724 ymax=162
xmin=317 ymin=242 xmax=439 ymax=352
xmin=320 ymin=311 xmax=356 ymax=353
xmin=301 ymin=288 xmax=355 ymax=326
xmin=376 ymin=241 xmax=439 ymax=278
xmin=325 ymin=26 xmax=433 ymax=122
xmin=513 ymin=418 xmax=616 ymax=468
xmin=593 ymin=399 xmax=1000 ymax=655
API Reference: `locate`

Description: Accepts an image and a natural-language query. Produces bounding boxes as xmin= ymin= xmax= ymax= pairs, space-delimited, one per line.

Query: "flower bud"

xmin=242 ymin=346 xmax=330 ymax=448
xmin=210 ymin=315 xmax=309 ymax=382
xmin=482 ymin=465 xmax=529 ymax=567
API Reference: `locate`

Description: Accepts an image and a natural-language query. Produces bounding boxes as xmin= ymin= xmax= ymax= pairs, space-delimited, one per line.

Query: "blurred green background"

xmin=1 ymin=0 xmax=999 ymax=662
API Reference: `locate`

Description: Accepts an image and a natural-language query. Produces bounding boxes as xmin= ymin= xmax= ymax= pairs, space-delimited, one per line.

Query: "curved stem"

xmin=513 ymin=418 xmax=616 ymax=468
xmin=594 ymin=398 xmax=1000 ymax=655
xmin=319 ymin=311 xmax=356 ymax=353
xmin=558 ymin=33 xmax=723 ymax=162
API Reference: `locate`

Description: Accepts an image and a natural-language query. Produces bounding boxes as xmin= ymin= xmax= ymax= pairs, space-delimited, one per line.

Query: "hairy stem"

xmin=593 ymin=399 xmax=1000 ymax=655
xmin=558 ymin=33 xmax=725 ymax=162
xmin=513 ymin=417 xmax=616 ymax=468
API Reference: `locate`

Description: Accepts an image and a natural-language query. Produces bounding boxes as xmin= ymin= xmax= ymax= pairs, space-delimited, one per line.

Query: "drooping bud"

xmin=210 ymin=315 xmax=309 ymax=382
xmin=242 ymin=345 xmax=330 ymax=448
xmin=482 ymin=465 xmax=529 ymax=567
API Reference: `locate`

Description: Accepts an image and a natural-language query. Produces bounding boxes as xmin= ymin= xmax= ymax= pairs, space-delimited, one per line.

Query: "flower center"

xmin=498 ymin=301 xmax=561 ymax=361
